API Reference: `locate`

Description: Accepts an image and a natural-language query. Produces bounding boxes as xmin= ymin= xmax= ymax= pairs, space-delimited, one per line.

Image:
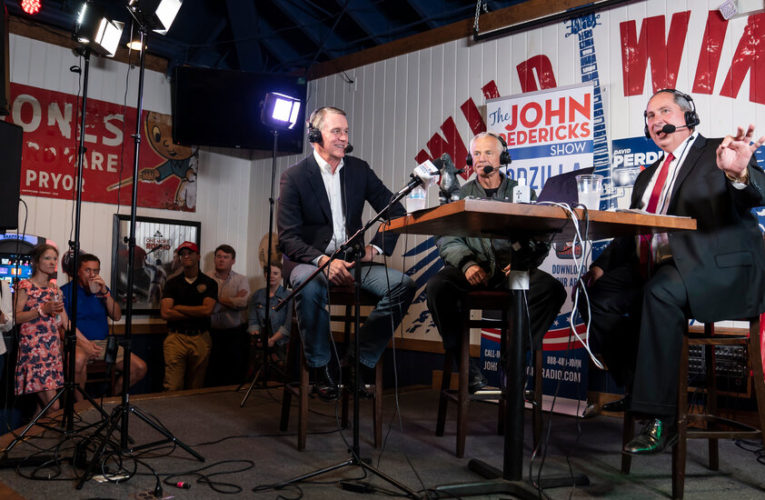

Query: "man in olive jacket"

xmin=426 ymin=132 xmax=566 ymax=393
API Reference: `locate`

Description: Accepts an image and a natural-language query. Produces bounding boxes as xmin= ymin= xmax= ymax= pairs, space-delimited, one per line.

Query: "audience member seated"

xmin=248 ymin=264 xmax=292 ymax=369
xmin=62 ymin=253 xmax=147 ymax=397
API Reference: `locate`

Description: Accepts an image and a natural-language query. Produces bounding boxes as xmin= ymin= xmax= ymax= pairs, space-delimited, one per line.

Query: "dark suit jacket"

xmin=277 ymin=153 xmax=405 ymax=280
xmin=595 ymin=135 xmax=765 ymax=322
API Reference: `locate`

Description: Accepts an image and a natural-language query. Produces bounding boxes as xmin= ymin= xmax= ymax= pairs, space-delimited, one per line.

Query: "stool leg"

xmin=672 ymin=333 xmax=691 ymax=499
xmin=436 ymin=351 xmax=453 ymax=437
xmin=621 ymin=412 xmax=634 ymax=474
xmin=280 ymin=334 xmax=299 ymax=432
xmin=533 ymin=349 xmax=543 ymax=448
xmin=705 ymin=338 xmax=719 ymax=470
xmin=298 ymin=346 xmax=309 ymax=451
xmin=456 ymin=329 xmax=470 ymax=458
xmin=749 ymin=317 xmax=765 ymax=448
xmin=374 ymin=362 xmax=383 ymax=448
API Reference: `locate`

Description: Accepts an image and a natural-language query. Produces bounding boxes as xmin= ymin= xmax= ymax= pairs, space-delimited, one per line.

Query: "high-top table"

xmin=380 ymin=199 xmax=696 ymax=496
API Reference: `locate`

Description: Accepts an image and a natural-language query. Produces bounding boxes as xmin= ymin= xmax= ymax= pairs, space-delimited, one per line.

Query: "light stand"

xmin=240 ymin=92 xmax=301 ymax=405
xmin=2 ymin=46 xmax=111 ymax=456
xmin=239 ymin=129 xmax=284 ymax=405
xmin=269 ymin=177 xmax=420 ymax=498
xmin=76 ymin=17 xmax=202 ymax=488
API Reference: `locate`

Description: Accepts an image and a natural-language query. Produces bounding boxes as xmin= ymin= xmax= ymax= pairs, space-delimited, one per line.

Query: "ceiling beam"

xmin=339 ymin=0 xmax=388 ymax=45
xmin=309 ymin=0 xmax=627 ymax=79
xmin=271 ymin=0 xmax=348 ymax=59
xmin=224 ymin=0 xmax=263 ymax=72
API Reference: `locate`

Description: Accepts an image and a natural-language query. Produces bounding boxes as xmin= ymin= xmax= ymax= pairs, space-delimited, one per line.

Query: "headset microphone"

xmin=345 ymin=144 xmax=353 ymax=154
xmin=660 ymin=124 xmax=688 ymax=134
xmin=482 ymin=165 xmax=494 ymax=175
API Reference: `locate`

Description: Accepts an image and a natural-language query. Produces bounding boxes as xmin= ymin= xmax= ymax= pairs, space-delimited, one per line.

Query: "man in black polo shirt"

xmin=160 ymin=241 xmax=217 ymax=391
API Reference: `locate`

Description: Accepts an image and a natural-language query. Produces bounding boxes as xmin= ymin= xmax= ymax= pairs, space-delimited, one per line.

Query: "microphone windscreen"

xmin=661 ymin=124 xmax=677 ymax=134
xmin=482 ymin=165 xmax=494 ymax=175
xmin=345 ymin=144 xmax=354 ymax=154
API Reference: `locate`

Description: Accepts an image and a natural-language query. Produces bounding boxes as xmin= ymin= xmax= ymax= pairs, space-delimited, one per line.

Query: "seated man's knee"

xmin=74 ymin=349 xmax=89 ymax=373
xmin=131 ymin=354 xmax=148 ymax=380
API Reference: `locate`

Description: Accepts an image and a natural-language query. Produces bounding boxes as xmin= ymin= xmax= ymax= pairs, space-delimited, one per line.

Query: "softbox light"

xmin=260 ymin=92 xmax=302 ymax=130
xmin=128 ymin=0 xmax=182 ymax=35
xmin=74 ymin=1 xmax=125 ymax=57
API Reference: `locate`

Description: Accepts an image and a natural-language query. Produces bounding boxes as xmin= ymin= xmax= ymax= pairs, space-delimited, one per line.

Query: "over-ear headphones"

xmin=643 ymin=89 xmax=700 ymax=139
xmin=307 ymin=108 xmax=325 ymax=145
xmin=466 ymin=132 xmax=512 ymax=166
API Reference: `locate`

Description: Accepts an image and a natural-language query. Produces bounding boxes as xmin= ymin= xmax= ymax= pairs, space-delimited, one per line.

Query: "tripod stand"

xmin=2 ymin=47 xmax=111 ymax=456
xmin=269 ymin=177 xmax=420 ymax=498
xmin=75 ymin=27 xmax=202 ymax=489
xmin=240 ymin=129 xmax=285 ymax=406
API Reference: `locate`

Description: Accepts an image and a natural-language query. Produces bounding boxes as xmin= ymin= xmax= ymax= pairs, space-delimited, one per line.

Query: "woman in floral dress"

xmin=14 ymin=244 xmax=66 ymax=411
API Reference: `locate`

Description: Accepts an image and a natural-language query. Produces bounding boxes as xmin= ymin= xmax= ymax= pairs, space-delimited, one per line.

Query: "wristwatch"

xmin=725 ymin=168 xmax=749 ymax=184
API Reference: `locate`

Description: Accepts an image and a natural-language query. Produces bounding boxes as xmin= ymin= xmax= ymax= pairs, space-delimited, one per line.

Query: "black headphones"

xmin=643 ymin=89 xmax=700 ymax=139
xmin=466 ymin=132 xmax=512 ymax=166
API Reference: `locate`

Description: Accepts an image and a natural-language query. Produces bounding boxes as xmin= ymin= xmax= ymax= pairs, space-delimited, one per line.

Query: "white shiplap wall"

xmin=8 ymin=35 xmax=257 ymax=318
xmin=250 ymin=0 xmax=765 ymax=339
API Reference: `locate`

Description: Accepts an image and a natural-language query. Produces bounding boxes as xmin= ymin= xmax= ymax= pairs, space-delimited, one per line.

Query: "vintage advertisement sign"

xmin=2 ymin=82 xmax=197 ymax=212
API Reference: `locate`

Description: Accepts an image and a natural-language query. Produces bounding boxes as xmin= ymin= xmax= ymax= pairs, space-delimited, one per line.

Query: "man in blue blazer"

xmin=277 ymin=106 xmax=416 ymax=401
xmin=582 ymin=89 xmax=765 ymax=454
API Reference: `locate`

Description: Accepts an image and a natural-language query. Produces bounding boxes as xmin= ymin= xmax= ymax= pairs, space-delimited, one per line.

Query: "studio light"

xmin=21 ymin=0 xmax=41 ymax=15
xmin=128 ymin=0 xmax=182 ymax=35
xmin=74 ymin=1 xmax=125 ymax=57
xmin=260 ymin=92 xmax=302 ymax=130
xmin=126 ymin=39 xmax=146 ymax=51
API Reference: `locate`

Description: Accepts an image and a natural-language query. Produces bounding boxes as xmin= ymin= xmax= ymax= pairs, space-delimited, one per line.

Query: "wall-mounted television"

xmin=171 ymin=66 xmax=308 ymax=152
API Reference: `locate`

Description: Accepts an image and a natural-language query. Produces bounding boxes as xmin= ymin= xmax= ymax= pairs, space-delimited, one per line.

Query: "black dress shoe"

xmin=468 ymin=359 xmax=488 ymax=394
xmin=601 ymin=396 xmax=630 ymax=413
xmin=313 ymin=365 xmax=339 ymax=402
xmin=341 ymin=355 xmax=376 ymax=399
xmin=623 ymin=417 xmax=678 ymax=455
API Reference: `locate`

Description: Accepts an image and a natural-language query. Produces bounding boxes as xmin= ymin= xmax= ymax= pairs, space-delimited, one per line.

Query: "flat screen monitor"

xmin=171 ymin=66 xmax=308 ymax=152
xmin=0 ymin=253 xmax=32 ymax=292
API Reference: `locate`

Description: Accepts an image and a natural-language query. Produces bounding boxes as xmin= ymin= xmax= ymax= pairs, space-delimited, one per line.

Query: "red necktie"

xmin=640 ymin=153 xmax=674 ymax=276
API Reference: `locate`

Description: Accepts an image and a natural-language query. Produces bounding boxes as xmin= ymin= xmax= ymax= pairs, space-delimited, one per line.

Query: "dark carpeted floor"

xmin=0 ymin=385 xmax=764 ymax=499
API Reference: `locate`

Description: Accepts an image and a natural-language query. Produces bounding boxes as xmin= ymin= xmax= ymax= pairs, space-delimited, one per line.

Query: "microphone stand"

xmin=268 ymin=176 xmax=422 ymax=498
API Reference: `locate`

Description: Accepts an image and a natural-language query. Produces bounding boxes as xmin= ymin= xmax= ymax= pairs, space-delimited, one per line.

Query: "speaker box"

xmin=0 ymin=121 xmax=22 ymax=230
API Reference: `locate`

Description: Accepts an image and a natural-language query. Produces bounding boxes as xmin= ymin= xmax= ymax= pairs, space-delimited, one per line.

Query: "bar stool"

xmin=621 ymin=318 xmax=765 ymax=499
xmin=279 ymin=286 xmax=383 ymax=450
xmin=435 ymin=289 xmax=543 ymax=458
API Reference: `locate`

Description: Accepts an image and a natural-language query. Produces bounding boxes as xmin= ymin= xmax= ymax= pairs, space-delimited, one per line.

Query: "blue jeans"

xmin=290 ymin=262 xmax=416 ymax=368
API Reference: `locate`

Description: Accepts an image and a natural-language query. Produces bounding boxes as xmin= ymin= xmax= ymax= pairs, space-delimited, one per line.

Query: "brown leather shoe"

xmin=623 ymin=417 xmax=678 ymax=455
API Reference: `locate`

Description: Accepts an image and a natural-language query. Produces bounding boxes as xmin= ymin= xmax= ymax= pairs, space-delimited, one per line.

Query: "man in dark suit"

xmin=277 ymin=106 xmax=416 ymax=401
xmin=582 ymin=89 xmax=765 ymax=454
